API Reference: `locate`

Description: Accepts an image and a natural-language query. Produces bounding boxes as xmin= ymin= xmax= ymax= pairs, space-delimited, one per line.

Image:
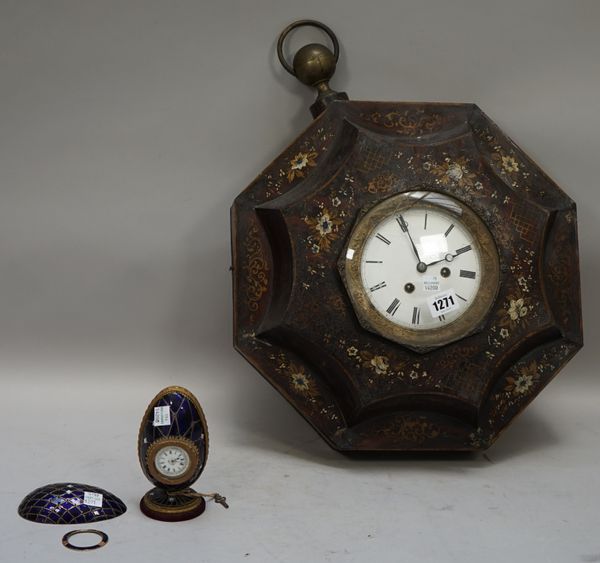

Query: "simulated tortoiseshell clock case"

xmin=230 ymin=21 xmax=583 ymax=452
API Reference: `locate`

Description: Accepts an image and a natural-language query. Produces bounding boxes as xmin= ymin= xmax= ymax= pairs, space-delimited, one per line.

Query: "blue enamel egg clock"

xmin=138 ymin=386 xmax=209 ymax=521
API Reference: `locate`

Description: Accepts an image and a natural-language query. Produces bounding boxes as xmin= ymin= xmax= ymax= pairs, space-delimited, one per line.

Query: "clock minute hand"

xmin=397 ymin=214 xmax=428 ymax=273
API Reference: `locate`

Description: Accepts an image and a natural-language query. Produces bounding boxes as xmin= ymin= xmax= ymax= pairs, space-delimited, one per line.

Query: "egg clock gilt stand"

xmin=230 ymin=21 xmax=583 ymax=453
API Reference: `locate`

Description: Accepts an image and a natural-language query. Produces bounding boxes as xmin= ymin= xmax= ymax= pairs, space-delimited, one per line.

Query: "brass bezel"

xmin=340 ymin=190 xmax=500 ymax=351
xmin=62 ymin=529 xmax=109 ymax=551
xmin=146 ymin=437 xmax=200 ymax=487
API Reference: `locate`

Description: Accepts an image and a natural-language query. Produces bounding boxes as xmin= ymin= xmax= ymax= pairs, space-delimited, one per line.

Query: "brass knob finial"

xmin=277 ymin=20 xmax=348 ymax=118
xmin=292 ymin=43 xmax=337 ymax=88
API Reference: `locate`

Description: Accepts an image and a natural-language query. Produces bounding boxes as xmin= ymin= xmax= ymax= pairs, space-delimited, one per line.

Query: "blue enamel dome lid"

xmin=18 ymin=482 xmax=127 ymax=524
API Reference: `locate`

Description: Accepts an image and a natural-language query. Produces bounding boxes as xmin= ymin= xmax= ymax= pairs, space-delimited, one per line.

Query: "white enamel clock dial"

xmin=154 ymin=445 xmax=191 ymax=478
xmin=343 ymin=190 xmax=500 ymax=350
xmin=361 ymin=204 xmax=481 ymax=329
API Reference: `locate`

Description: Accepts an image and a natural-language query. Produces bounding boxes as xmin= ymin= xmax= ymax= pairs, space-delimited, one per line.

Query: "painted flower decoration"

xmin=505 ymin=362 xmax=539 ymax=396
xmin=367 ymin=172 xmax=397 ymax=194
xmin=507 ymin=298 xmax=528 ymax=321
xmin=304 ymin=207 xmax=342 ymax=251
xmin=517 ymin=276 xmax=529 ymax=292
xmin=501 ymin=155 xmax=520 ymax=174
xmin=316 ymin=212 xmax=333 ymax=237
xmin=289 ymin=366 xmax=312 ymax=394
xmin=498 ymin=294 xmax=533 ymax=330
xmin=447 ymin=163 xmax=466 ymax=181
xmin=384 ymin=418 xmax=440 ymax=443
xmin=287 ymin=151 xmax=317 ymax=182
xmin=468 ymin=427 xmax=489 ymax=449
xmin=347 ymin=346 xmax=359 ymax=357
xmin=370 ymin=355 xmax=389 ymax=375
xmin=430 ymin=157 xmax=478 ymax=189
xmin=513 ymin=374 xmax=533 ymax=394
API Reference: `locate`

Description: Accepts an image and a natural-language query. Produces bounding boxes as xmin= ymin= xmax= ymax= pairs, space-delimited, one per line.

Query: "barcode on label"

xmin=153 ymin=406 xmax=171 ymax=427
xmin=83 ymin=492 xmax=103 ymax=508
xmin=427 ymin=289 xmax=460 ymax=318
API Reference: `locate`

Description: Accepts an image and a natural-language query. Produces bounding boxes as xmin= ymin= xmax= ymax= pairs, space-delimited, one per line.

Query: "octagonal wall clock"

xmin=231 ymin=20 xmax=583 ymax=452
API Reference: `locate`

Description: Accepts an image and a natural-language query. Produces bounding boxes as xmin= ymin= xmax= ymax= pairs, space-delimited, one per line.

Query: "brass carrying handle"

xmin=277 ymin=19 xmax=340 ymax=76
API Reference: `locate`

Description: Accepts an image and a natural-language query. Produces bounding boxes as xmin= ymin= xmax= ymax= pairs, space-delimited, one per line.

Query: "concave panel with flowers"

xmin=231 ymin=101 xmax=582 ymax=451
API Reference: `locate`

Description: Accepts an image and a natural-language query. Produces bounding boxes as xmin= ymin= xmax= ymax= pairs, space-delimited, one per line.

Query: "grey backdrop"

xmin=1 ymin=2 xmax=598 ymax=562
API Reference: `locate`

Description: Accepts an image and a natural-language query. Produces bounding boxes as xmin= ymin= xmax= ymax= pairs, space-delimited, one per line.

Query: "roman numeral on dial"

xmin=386 ymin=298 xmax=400 ymax=316
xmin=444 ymin=224 xmax=455 ymax=237
xmin=412 ymin=306 xmax=421 ymax=325
xmin=370 ymin=281 xmax=387 ymax=292
xmin=455 ymin=245 xmax=472 ymax=255
xmin=459 ymin=270 xmax=477 ymax=279
xmin=375 ymin=233 xmax=391 ymax=245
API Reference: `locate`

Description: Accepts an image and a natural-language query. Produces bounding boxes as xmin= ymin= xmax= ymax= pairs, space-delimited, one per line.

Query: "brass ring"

xmin=145 ymin=436 xmax=200 ymax=487
xmin=62 ymin=529 xmax=108 ymax=551
xmin=277 ymin=20 xmax=340 ymax=76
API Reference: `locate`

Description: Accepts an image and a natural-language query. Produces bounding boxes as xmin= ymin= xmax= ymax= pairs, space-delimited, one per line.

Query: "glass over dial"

xmin=154 ymin=445 xmax=191 ymax=478
xmin=343 ymin=190 xmax=500 ymax=349
xmin=361 ymin=201 xmax=480 ymax=329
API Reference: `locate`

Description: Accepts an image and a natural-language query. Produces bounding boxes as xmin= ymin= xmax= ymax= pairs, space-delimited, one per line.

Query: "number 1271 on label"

xmin=427 ymin=289 xmax=460 ymax=318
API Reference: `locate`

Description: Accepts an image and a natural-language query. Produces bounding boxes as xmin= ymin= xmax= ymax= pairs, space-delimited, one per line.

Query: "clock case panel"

xmin=231 ymin=101 xmax=583 ymax=451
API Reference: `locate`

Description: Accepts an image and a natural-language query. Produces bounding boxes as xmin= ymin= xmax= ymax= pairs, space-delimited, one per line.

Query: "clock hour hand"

xmin=397 ymin=214 xmax=427 ymax=273
xmin=425 ymin=254 xmax=456 ymax=267
xmin=425 ymin=245 xmax=472 ymax=267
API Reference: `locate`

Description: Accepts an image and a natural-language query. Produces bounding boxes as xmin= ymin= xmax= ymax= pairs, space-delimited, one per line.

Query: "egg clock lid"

xmin=18 ymin=482 xmax=126 ymax=525
xmin=230 ymin=20 xmax=583 ymax=452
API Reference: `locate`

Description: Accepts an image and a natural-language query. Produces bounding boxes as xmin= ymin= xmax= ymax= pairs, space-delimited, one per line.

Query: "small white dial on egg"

xmin=154 ymin=446 xmax=191 ymax=478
